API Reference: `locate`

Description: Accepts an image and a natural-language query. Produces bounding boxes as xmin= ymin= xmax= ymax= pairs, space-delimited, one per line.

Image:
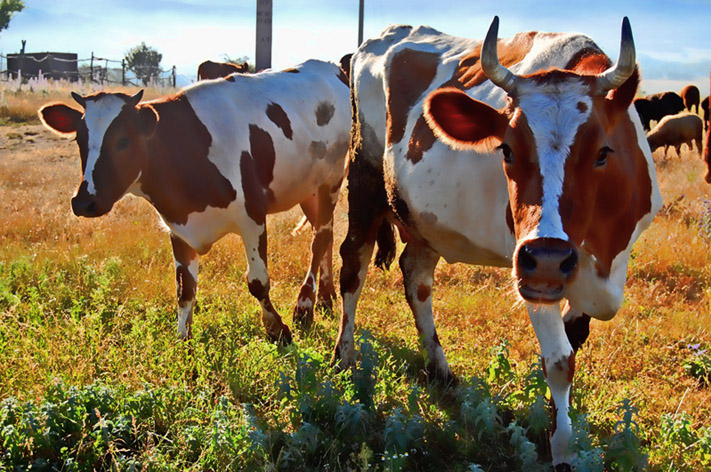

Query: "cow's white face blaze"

xmin=498 ymin=76 xmax=604 ymax=303
xmin=515 ymin=78 xmax=592 ymax=242
xmin=82 ymin=94 xmax=127 ymax=197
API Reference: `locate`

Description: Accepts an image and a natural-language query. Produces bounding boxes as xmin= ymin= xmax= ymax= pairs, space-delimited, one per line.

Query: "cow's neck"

xmin=132 ymin=97 xmax=238 ymax=227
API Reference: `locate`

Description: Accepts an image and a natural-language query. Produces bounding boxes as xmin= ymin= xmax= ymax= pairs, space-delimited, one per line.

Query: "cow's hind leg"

xmin=528 ymin=303 xmax=575 ymax=468
xmin=332 ymin=159 xmax=388 ymax=371
xmin=171 ymin=234 xmax=199 ymax=340
xmin=293 ymin=183 xmax=339 ymax=326
xmin=399 ymin=242 xmax=454 ymax=384
xmin=242 ymin=222 xmax=292 ymax=345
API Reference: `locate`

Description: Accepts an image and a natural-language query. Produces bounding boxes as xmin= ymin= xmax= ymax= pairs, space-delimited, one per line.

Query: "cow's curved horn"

xmin=127 ymin=89 xmax=144 ymax=107
xmin=71 ymin=91 xmax=86 ymax=108
xmin=595 ymin=17 xmax=636 ymax=93
xmin=481 ymin=16 xmax=518 ymax=94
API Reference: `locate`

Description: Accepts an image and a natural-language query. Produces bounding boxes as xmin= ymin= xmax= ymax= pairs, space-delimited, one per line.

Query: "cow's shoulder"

xmin=138 ymin=92 xmax=237 ymax=226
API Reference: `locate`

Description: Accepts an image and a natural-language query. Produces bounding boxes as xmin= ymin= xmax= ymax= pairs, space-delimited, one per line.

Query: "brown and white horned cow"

xmin=334 ymin=17 xmax=661 ymax=469
xmin=39 ymin=59 xmax=351 ymax=343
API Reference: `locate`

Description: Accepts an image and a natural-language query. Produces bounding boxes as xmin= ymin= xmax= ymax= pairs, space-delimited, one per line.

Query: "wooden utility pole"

xmin=256 ymin=0 xmax=272 ymax=71
xmin=358 ymin=0 xmax=364 ymax=46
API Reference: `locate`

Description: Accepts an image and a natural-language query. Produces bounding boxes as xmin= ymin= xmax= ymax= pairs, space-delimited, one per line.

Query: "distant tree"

xmin=125 ymin=42 xmax=163 ymax=86
xmin=221 ymin=54 xmax=255 ymax=72
xmin=0 ymin=0 xmax=25 ymax=33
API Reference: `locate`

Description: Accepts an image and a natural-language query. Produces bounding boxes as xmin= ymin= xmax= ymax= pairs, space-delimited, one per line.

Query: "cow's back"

xmin=353 ymin=26 xmax=605 ymax=158
xmin=183 ymin=59 xmax=351 ymax=213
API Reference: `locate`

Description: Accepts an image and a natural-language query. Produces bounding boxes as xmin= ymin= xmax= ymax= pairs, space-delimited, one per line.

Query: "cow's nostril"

xmin=559 ymin=249 xmax=578 ymax=276
xmin=518 ymin=245 xmax=537 ymax=272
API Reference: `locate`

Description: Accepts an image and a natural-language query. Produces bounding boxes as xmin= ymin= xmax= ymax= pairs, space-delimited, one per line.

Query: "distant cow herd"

xmin=37 ymin=17 xmax=707 ymax=470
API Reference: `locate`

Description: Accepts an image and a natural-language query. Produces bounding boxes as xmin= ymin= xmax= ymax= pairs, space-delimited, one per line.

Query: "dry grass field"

xmin=1 ymin=80 xmax=710 ymax=470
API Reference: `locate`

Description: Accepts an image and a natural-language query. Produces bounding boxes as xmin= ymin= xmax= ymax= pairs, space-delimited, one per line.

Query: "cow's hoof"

xmin=267 ymin=325 xmax=293 ymax=346
xmin=553 ymin=463 xmax=572 ymax=472
xmin=177 ymin=329 xmax=193 ymax=341
xmin=293 ymin=305 xmax=314 ymax=329
xmin=423 ymin=365 xmax=459 ymax=388
xmin=314 ymin=296 xmax=335 ymax=315
xmin=330 ymin=345 xmax=355 ymax=373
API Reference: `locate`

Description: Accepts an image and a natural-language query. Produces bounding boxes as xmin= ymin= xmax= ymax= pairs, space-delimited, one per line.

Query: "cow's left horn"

xmin=481 ymin=16 xmax=518 ymax=94
xmin=595 ymin=17 xmax=636 ymax=93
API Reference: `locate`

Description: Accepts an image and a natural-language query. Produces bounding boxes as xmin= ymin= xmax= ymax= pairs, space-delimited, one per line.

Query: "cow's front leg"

xmin=563 ymin=302 xmax=591 ymax=352
xmin=400 ymin=243 xmax=454 ymax=384
xmin=294 ymin=183 xmax=338 ymax=326
xmin=527 ymin=303 xmax=575 ymax=468
xmin=242 ymin=223 xmax=292 ymax=345
xmin=171 ymin=234 xmax=199 ymax=340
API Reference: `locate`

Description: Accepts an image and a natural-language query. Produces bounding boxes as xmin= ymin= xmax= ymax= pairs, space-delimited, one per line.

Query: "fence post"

xmin=19 ymin=40 xmax=26 ymax=80
xmin=172 ymin=65 xmax=176 ymax=88
xmin=90 ymin=52 xmax=94 ymax=83
xmin=122 ymin=59 xmax=126 ymax=86
xmin=47 ymin=53 xmax=53 ymax=80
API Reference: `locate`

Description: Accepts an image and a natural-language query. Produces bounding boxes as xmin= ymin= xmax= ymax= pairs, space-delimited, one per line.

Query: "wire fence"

xmin=0 ymin=52 xmax=177 ymax=87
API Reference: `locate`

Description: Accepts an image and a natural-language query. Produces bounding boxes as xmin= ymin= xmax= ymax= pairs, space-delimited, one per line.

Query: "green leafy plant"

xmin=605 ymin=399 xmax=648 ymax=471
xmin=683 ymin=343 xmax=710 ymax=385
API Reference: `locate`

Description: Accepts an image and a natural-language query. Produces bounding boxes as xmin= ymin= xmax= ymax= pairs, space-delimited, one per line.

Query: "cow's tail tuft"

xmin=374 ymin=220 xmax=396 ymax=270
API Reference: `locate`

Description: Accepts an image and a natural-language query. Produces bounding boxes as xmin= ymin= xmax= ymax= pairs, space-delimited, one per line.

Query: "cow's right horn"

xmin=481 ymin=16 xmax=518 ymax=94
xmin=71 ymin=92 xmax=86 ymax=109
xmin=595 ymin=17 xmax=636 ymax=93
xmin=127 ymin=89 xmax=144 ymax=107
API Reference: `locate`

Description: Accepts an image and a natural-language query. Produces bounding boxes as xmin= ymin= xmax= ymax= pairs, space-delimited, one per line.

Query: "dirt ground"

xmin=0 ymin=123 xmax=78 ymax=175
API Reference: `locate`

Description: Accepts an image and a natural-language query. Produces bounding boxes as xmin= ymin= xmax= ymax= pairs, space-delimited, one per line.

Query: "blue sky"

xmin=1 ymin=0 xmax=709 ymax=93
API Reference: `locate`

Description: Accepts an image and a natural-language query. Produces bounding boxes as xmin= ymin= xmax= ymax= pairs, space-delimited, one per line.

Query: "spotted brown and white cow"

xmin=39 ymin=59 xmax=350 ymax=344
xmin=333 ymin=17 xmax=661 ymax=468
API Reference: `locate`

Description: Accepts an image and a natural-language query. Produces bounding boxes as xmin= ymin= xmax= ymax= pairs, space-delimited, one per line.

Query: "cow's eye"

xmin=117 ymin=137 xmax=129 ymax=151
xmin=498 ymin=143 xmax=514 ymax=165
xmin=595 ymin=146 xmax=613 ymax=168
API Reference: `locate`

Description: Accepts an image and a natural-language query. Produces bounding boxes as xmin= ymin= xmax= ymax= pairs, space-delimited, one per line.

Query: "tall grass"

xmin=0 ymin=76 xmax=178 ymax=125
xmin=1 ymin=83 xmax=710 ymax=469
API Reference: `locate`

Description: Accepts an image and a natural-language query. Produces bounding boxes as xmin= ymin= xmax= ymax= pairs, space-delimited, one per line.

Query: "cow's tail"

xmin=374 ymin=220 xmax=396 ymax=270
xmin=348 ymin=58 xmax=396 ymax=271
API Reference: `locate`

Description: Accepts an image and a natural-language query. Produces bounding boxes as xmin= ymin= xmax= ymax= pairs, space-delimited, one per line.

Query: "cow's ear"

xmin=605 ymin=67 xmax=640 ymax=129
xmin=424 ymin=87 xmax=508 ymax=153
xmin=38 ymin=103 xmax=82 ymax=135
xmin=137 ymin=105 xmax=158 ymax=137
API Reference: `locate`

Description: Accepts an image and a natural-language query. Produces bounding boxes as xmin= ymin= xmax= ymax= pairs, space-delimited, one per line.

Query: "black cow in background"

xmin=702 ymin=96 xmax=709 ymax=130
xmin=634 ymin=91 xmax=685 ymax=131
